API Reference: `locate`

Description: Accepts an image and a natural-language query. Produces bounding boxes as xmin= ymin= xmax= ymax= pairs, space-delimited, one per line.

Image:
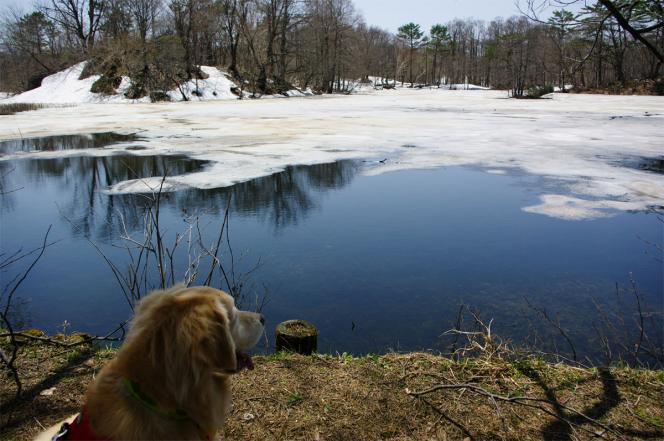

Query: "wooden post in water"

xmin=275 ymin=320 xmax=317 ymax=355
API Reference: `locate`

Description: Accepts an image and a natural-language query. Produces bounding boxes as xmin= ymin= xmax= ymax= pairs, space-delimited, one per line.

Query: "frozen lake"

xmin=1 ymin=89 xmax=663 ymax=220
xmin=0 ymin=90 xmax=662 ymax=360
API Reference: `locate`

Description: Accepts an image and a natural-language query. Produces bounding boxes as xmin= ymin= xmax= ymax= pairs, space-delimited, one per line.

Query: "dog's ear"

xmin=178 ymin=298 xmax=238 ymax=377
xmin=203 ymin=305 xmax=237 ymax=375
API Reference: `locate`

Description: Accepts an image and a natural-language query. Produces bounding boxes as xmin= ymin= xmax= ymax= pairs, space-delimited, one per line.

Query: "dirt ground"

xmin=1 ymin=339 xmax=663 ymax=441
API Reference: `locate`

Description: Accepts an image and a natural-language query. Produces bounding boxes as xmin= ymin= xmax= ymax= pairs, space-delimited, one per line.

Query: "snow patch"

xmin=2 ymin=63 xmax=107 ymax=104
xmin=1 ymin=63 xmax=149 ymax=104
xmin=446 ymin=84 xmax=490 ymax=91
xmin=354 ymin=77 xmax=490 ymax=93
xmin=553 ymin=84 xmax=574 ymax=92
xmin=167 ymin=66 xmax=239 ymax=101
xmin=523 ymin=195 xmax=644 ymax=221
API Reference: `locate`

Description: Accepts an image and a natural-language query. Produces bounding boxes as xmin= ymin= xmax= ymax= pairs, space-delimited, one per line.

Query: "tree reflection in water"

xmin=17 ymin=154 xmax=208 ymax=239
xmin=171 ymin=160 xmax=360 ymax=229
xmin=0 ymin=132 xmax=141 ymax=154
xmin=3 ymin=154 xmax=360 ymax=239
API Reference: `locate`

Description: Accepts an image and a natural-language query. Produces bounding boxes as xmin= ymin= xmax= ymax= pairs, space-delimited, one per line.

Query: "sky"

xmin=353 ymin=0 xmax=533 ymax=32
xmin=0 ymin=0 xmax=567 ymax=33
xmin=0 ymin=0 xmax=40 ymax=14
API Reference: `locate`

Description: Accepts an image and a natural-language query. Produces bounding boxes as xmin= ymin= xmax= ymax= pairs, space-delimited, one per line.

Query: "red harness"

xmin=52 ymin=407 xmax=109 ymax=441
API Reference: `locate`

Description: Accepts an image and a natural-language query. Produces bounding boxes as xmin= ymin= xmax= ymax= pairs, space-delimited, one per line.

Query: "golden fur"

xmin=35 ymin=285 xmax=264 ymax=441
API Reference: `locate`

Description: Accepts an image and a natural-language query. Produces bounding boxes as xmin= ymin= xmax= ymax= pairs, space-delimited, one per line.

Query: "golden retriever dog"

xmin=36 ymin=285 xmax=264 ymax=441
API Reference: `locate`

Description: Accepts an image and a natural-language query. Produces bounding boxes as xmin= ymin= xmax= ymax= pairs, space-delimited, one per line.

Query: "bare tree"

xmin=43 ymin=0 xmax=108 ymax=52
xmin=2 ymin=0 xmax=662 ymax=94
xmin=218 ymin=0 xmax=243 ymax=76
xmin=130 ymin=0 xmax=162 ymax=42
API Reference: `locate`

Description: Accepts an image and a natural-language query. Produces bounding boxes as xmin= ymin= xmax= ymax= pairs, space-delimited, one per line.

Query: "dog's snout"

xmin=233 ymin=309 xmax=264 ymax=351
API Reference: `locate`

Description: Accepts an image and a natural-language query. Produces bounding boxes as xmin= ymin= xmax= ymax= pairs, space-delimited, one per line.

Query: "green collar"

xmin=121 ymin=377 xmax=191 ymax=422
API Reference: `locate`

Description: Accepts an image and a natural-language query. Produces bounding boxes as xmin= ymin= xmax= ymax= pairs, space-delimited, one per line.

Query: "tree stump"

xmin=275 ymin=320 xmax=317 ymax=355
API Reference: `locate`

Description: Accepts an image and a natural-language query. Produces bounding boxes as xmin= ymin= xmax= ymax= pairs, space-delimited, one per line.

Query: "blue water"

xmin=1 ymin=147 xmax=661 ymax=361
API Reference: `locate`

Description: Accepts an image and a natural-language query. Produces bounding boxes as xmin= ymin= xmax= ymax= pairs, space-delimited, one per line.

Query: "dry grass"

xmin=227 ymin=353 xmax=663 ymax=440
xmin=0 ymin=104 xmax=47 ymax=116
xmin=1 ymin=340 xmax=662 ymax=441
xmin=573 ymin=78 xmax=664 ymax=96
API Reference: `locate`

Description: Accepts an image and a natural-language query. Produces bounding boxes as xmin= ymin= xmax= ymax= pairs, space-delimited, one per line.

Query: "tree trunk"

xmin=275 ymin=320 xmax=317 ymax=355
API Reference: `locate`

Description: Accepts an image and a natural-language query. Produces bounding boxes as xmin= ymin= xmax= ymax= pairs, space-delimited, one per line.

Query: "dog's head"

xmin=127 ymin=285 xmax=264 ymax=389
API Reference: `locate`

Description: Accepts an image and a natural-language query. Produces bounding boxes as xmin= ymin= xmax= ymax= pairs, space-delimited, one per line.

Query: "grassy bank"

xmin=1 ymin=338 xmax=662 ymax=440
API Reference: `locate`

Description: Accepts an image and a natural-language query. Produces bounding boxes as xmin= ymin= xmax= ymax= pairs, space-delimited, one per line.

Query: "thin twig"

xmin=406 ymin=383 xmax=618 ymax=437
xmin=0 ymin=225 xmax=52 ymax=399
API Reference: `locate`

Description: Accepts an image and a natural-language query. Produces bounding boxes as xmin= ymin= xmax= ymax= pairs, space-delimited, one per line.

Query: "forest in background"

xmin=0 ymin=0 xmax=662 ymax=99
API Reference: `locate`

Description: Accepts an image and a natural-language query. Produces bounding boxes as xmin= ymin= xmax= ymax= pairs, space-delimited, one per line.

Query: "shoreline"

xmin=2 ymin=333 xmax=663 ymax=440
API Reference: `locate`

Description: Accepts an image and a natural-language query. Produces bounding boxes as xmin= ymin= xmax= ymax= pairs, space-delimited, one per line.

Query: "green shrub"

xmin=149 ymin=91 xmax=171 ymax=102
xmin=78 ymin=60 xmax=99 ymax=80
xmin=271 ymin=77 xmax=294 ymax=94
xmin=27 ymin=72 xmax=48 ymax=90
xmin=125 ymin=82 xmax=147 ymax=100
xmin=526 ymin=85 xmax=554 ymax=98
xmin=90 ymin=75 xmax=122 ymax=95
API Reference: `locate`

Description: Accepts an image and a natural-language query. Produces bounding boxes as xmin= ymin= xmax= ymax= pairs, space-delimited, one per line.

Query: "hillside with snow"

xmin=0 ymin=62 xmax=312 ymax=104
xmin=0 ymin=62 xmax=495 ymax=105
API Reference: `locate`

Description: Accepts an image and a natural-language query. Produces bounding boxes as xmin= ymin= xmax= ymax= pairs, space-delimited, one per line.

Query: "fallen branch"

xmin=409 ymin=394 xmax=474 ymax=439
xmin=406 ymin=382 xmax=619 ymax=438
xmin=0 ymin=321 xmax=126 ymax=349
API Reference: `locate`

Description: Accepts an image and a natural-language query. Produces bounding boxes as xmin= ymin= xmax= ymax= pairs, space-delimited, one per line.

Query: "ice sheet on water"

xmin=1 ymin=89 xmax=662 ymax=220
